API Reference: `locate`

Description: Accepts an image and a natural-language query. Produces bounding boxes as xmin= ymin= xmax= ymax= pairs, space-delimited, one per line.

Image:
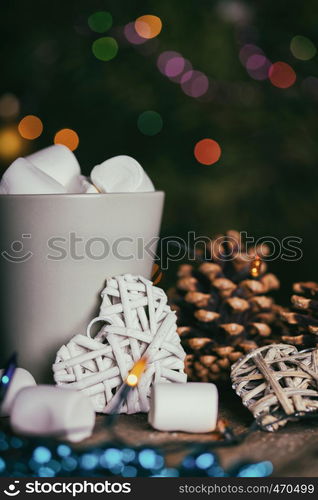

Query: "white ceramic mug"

xmin=0 ymin=191 xmax=164 ymax=381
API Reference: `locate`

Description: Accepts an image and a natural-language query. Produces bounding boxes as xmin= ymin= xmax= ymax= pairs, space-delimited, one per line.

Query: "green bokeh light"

xmin=137 ymin=111 xmax=163 ymax=136
xmin=290 ymin=35 xmax=316 ymax=61
xmin=92 ymin=37 xmax=118 ymax=61
xmin=88 ymin=11 xmax=113 ymax=33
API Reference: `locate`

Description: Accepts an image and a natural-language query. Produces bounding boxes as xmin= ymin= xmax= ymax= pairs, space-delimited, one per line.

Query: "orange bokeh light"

xmin=269 ymin=62 xmax=296 ymax=89
xmin=54 ymin=128 xmax=79 ymax=151
xmin=194 ymin=138 xmax=221 ymax=165
xmin=18 ymin=115 xmax=43 ymax=140
xmin=135 ymin=15 xmax=162 ymax=39
xmin=0 ymin=127 xmax=23 ymax=160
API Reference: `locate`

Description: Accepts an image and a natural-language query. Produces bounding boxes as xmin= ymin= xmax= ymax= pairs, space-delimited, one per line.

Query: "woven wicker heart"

xmin=231 ymin=344 xmax=318 ymax=431
xmin=53 ymin=274 xmax=187 ymax=414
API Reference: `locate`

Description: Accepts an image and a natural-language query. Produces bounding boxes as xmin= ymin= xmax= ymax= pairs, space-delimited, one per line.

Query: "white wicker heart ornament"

xmin=53 ymin=274 xmax=187 ymax=414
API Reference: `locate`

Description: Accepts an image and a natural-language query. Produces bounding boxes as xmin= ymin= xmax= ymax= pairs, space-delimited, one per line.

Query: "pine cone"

xmin=170 ymin=230 xmax=283 ymax=383
xmin=281 ymin=281 xmax=318 ymax=347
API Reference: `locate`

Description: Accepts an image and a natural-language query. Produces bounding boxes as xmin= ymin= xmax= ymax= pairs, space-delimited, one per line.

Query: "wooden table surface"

xmin=2 ymin=389 xmax=318 ymax=476
xmin=76 ymin=389 xmax=318 ymax=477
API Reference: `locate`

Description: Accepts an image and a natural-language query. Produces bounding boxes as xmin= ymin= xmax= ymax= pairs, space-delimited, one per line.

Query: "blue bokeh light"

xmin=237 ymin=461 xmax=273 ymax=477
xmin=122 ymin=448 xmax=136 ymax=463
xmin=33 ymin=446 xmax=52 ymax=464
xmin=122 ymin=465 xmax=138 ymax=477
xmin=57 ymin=444 xmax=71 ymax=458
xmin=100 ymin=448 xmax=123 ymax=468
xmin=38 ymin=466 xmax=56 ymax=477
xmin=79 ymin=453 xmax=99 ymax=470
xmin=196 ymin=453 xmax=215 ymax=469
xmin=138 ymin=449 xmax=162 ymax=469
xmin=61 ymin=456 xmax=77 ymax=472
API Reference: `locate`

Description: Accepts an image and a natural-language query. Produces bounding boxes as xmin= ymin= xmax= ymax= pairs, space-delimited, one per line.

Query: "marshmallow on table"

xmin=148 ymin=383 xmax=218 ymax=433
xmin=0 ymin=368 xmax=36 ymax=417
xmin=0 ymin=158 xmax=67 ymax=194
xmin=26 ymin=144 xmax=81 ymax=192
xmin=10 ymin=385 xmax=95 ymax=442
xmin=90 ymin=155 xmax=154 ymax=193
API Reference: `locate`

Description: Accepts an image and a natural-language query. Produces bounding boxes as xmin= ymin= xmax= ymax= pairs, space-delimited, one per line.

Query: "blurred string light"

xmin=165 ymin=55 xmax=185 ymax=78
xmin=134 ymin=15 xmax=162 ymax=39
xmin=88 ymin=11 xmax=113 ymax=33
xmin=0 ymin=93 xmax=20 ymax=119
xmin=54 ymin=128 xmax=79 ymax=151
xmin=0 ymin=127 xmax=23 ymax=160
xmin=157 ymin=51 xmax=208 ymax=97
xmin=137 ymin=111 xmax=163 ymax=136
xmin=181 ymin=70 xmax=209 ymax=97
xmin=246 ymin=54 xmax=271 ymax=81
xmin=157 ymin=51 xmax=192 ymax=83
xmin=124 ymin=22 xmax=147 ymax=45
xmin=239 ymin=44 xmax=271 ymax=81
xmin=124 ymin=18 xmax=207 ymax=99
xmin=290 ymin=35 xmax=316 ymax=61
xmin=92 ymin=37 xmax=118 ymax=61
xmin=269 ymin=62 xmax=296 ymax=89
xmin=236 ymin=461 xmax=273 ymax=478
xmin=18 ymin=115 xmax=43 ymax=140
xmin=0 ymin=429 xmax=273 ymax=478
xmin=194 ymin=139 xmax=222 ymax=165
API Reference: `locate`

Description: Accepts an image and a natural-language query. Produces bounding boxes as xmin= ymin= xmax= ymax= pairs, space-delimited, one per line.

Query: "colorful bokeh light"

xmin=92 ymin=37 xmax=118 ymax=61
xmin=158 ymin=51 xmax=179 ymax=74
xmin=269 ymin=62 xmax=296 ymax=89
xmin=165 ymin=56 xmax=185 ymax=78
xmin=181 ymin=70 xmax=209 ymax=98
xmin=88 ymin=11 xmax=112 ymax=33
xmin=124 ymin=23 xmax=147 ymax=45
xmin=54 ymin=128 xmax=79 ymax=151
xmin=290 ymin=35 xmax=316 ymax=61
xmin=137 ymin=111 xmax=163 ymax=136
xmin=246 ymin=55 xmax=271 ymax=81
xmin=18 ymin=115 xmax=43 ymax=140
xmin=0 ymin=127 xmax=23 ymax=160
xmin=194 ymin=138 xmax=221 ymax=165
xmin=135 ymin=15 xmax=162 ymax=40
xmin=239 ymin=44 xmax=264 ymax=65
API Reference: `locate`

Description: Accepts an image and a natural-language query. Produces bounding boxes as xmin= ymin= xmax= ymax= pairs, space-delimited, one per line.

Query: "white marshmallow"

xmin=90 ymin=155 xmax=154 ymax=193
xmin=79 ymin=175 xmax=99 ymax=194
xmin=0 ymin=368 xmax=36 ymax=417
xmin=26 ymin=145 xmax=81 ymax=192
xmin=148 ymin=383 xmax=218 ymax=433
xmin=10 ymin=385 xmax=95 ymax=442
xmin=0 ymin=158 xmax=67 ymax=194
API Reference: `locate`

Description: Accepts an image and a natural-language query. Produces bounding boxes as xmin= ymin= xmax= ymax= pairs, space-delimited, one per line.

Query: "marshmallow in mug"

xmin=0 ymin=158 xmax=67 ymax=194
xmin=0 ymin=367 xmax=36 ymax=417
xmin=90 ymin=155 xmax=154 ymax=193
xmin=26 ymin=144 xmax=81 ymax=192
xmin=10 ymin=385 xmax=95 ymax=442
xmin=148 ymin=383 xmax=218 ymax=433
xmin=79 ymin=175 xmax=99 ymax=194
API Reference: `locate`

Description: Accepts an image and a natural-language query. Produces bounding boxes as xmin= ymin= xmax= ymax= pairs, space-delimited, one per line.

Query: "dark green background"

xmin=1 ymin=0 xmax=317 ymax=304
